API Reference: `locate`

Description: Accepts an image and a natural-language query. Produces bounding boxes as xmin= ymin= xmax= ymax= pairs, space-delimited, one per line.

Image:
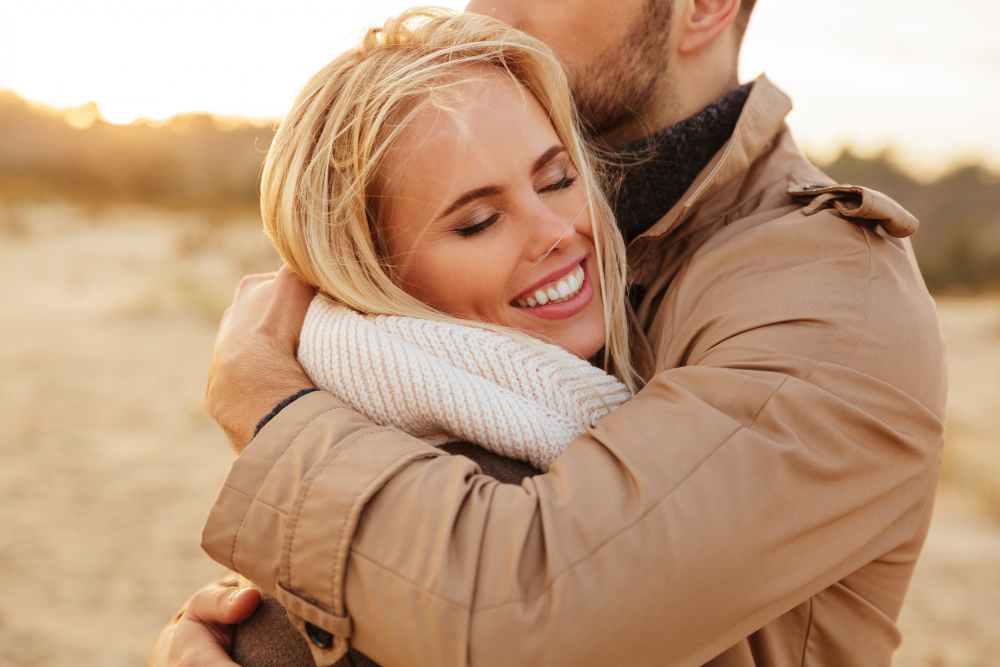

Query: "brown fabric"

xmin=232 ymin=592 xmax=319 ymax=667
xmin=202 ymin=75 xmax=946 ymax=667
xmin=231 ymin=592 xmax=381 ymax=667
xmin=439 ymin=441 xmax=543 ymax=482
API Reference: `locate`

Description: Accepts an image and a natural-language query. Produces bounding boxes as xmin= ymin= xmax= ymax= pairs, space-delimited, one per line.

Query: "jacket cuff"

xmin=201 ymin=390 xmax=443 ymax=665
xmin=253 ymin=387 xmax=320 ymax=438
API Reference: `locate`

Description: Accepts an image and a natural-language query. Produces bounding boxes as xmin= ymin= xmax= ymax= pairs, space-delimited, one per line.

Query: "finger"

xmin=233 ymin=272 xmax=278 ymax=301
xmin=239 ymin=272 xmax=279 ymax=287
xmin=147 ymin=621 xmax=176 ymax=667
xmin=185 ymin=586 xmax=262 ymax=627
xmin=149 ymin=620 xmax=240 ymax=667
xmin=275 ymin=264 xmax=315 ymax=297
xmin=228 ymin=587 xmax=262 ymax=620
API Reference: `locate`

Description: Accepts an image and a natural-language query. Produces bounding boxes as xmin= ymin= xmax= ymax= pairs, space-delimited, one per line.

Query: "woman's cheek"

xmin=431 ymin=250 xmax=497 ymax=318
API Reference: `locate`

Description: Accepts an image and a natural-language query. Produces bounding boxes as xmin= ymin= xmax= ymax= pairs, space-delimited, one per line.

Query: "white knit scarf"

xmin=297 ymin=296 xmax=633 ymax=471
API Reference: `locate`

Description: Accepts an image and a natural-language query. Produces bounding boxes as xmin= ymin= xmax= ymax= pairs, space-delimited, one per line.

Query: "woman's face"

xmin=381 ymin=72 xmax=607 ymax=359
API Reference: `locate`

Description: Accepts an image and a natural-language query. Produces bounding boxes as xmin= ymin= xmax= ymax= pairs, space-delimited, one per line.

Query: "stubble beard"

xmin=570 ymin=0 xmax=673 ymax=143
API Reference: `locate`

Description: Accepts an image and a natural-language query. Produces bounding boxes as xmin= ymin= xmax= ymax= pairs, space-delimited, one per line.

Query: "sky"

xmin=2 ymin=0 xmax=998 ymax=177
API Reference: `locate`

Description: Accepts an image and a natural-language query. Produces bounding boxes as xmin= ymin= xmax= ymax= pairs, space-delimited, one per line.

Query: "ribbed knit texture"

xmin=298 ymin=296 xmax=633 ymax=471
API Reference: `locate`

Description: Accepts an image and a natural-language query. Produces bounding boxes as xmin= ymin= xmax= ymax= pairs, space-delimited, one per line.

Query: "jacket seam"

xmin=674 ymin=95 xmax=755 ymax=225
xmin=331 ymin=444 xmax=441 ymax=619
xmin=663 ymin=261 xmax=683 ymax=357
xmin=845 ymin=227 xmax=874 ymax=368
xmin=229 ymin=405 xmax=346 ymax=568
xmin=799 ymin=597 xmax=814 ymax=667
xmin=797 ymin=357 xmax=939 ymax=422
xmin=465 ymin=479 xmax=500 ymax=666
xmin=473 ymin=376 xmax=791 ymax=612
xmin=701 ymin=168 xmax=798 ymax=230
xmin=801 ymin=358 xmax=821 ymax=385
xmin=282 ymin=426 xmax=397 ymax=607
xmin=221 ymin=483 xmax=288 ymax=516
xmin=348 ymin=548 xmax=474 ymax=611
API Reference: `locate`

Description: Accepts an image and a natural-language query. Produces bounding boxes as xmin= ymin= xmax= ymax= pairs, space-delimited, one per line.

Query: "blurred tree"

xmin=823 ymin=151 xmax=1000 ymax=293
xmin=0 ymin=90 xmax=274 ymax=209
xmin=2 ymin=90 xmax=999 ymax=292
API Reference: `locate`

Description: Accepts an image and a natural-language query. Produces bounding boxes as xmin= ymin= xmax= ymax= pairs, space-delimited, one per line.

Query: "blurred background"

xmin=0 ymin=1 xmax=998 ymax=665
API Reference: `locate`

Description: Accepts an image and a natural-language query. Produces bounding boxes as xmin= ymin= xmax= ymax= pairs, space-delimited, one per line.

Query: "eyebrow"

xmin=438 ymin=145 xmax=567 ymax=219
xmin=531 ymin=145 xmax=566 ymax=176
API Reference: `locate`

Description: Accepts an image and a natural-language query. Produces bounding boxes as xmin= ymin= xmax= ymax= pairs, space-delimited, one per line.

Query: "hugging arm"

xmin=202 ymin=219 xmax=945 ymax=667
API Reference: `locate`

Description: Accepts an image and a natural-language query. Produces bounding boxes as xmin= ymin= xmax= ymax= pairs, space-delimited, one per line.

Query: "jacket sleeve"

xmin=202 ymin=213 xmax=946 ymax=667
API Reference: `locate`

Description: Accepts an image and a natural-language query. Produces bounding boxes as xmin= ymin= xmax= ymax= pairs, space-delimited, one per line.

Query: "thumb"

xmin=186 ymin=586 xmax=262 ymax=627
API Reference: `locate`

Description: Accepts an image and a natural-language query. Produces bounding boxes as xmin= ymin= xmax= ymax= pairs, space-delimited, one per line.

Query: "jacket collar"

xmin=631 ymin=74 xmax=794 ymax=244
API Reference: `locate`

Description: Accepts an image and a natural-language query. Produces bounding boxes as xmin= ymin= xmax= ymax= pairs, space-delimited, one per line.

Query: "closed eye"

xmin=539 ymin=175 xmax=577 ymax=193
xmin=456 ymin=212 xmax=500 ymax=238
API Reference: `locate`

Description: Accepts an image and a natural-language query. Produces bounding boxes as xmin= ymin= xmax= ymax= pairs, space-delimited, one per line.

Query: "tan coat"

xmin=202 ymin=76 xmax=946 ymax=667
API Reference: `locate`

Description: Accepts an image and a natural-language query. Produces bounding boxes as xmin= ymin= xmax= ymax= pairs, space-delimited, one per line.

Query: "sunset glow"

xmin=2 ymin=0 xmax=998 ymax=176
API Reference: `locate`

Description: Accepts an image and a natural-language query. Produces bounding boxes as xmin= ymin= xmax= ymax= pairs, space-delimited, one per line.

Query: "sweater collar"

xmin=609 ymin=82 xmax=754 ymax=244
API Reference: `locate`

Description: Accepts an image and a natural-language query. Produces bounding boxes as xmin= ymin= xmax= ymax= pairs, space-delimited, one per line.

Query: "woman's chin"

xmin=553 ymin=333 xmax=606 ymax=360
xmin=513 ymin=302 xmax=606 ymax=360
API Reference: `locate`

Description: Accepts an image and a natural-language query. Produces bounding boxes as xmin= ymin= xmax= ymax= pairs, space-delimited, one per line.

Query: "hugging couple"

xmin=151 ymin=1 xmax=946 ymax=666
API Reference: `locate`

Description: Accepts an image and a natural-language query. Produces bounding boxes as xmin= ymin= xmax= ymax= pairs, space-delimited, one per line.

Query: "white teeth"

xmin=516 ymin=263 xmax=586 ymax=308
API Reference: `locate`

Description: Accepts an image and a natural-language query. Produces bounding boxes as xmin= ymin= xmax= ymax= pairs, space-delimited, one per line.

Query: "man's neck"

xmin=601 ymin=69 xmax=740 ymax=149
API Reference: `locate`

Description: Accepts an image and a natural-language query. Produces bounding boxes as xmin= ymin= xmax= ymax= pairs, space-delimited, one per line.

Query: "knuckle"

xmin=188 ymin=586 xmax=223 ymax=614
xmin=177 ymin=654 xmax=202 ymax=667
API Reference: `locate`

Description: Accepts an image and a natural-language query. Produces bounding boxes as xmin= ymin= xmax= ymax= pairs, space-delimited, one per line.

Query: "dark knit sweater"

xmin=609 ymin=82 xmax=753 ymax=244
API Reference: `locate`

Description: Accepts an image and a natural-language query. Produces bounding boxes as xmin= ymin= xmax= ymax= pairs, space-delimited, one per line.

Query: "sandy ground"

xmin=0 ymin=201 xmax=997 ymax=666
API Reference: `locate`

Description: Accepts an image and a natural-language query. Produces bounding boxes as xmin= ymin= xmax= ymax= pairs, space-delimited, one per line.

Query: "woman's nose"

xmin=526 ymin=207 xmax=576 ymax=262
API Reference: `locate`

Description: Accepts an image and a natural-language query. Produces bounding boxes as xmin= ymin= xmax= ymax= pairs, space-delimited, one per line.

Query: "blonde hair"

xmin=262 ymin=6 xmax=640 ymax=392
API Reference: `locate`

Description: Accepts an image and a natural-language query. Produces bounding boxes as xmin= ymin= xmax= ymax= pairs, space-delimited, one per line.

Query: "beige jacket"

xmin=202 ymin=76 xmax=946 ymax=667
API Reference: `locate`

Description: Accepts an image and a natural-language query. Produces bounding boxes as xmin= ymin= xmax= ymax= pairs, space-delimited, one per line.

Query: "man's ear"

xmin=677 ymin=0 xmax=742 ymax=54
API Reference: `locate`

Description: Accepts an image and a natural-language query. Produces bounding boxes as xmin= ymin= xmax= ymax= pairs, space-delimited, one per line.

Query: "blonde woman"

xmin=262 ymin=7 xmax=642 ymax=401
xmin=203 ymin=7 xmax=645 ymax=666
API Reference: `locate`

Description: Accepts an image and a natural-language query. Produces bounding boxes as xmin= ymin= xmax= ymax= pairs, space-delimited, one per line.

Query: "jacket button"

xmin=305 ymin=622 xmax=334 ymax=649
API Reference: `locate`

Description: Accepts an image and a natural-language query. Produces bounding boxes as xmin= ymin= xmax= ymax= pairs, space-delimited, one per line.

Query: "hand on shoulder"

xmin=206 ymin=266 xmax=316 ymax=453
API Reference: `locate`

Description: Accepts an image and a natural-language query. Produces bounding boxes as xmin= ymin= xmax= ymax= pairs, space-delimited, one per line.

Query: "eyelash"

xmin=539 ymin=174 xmax=577 ymax=193
xmin=456 ymin=175 xmax=578 ymax=238
xmin=457 ymin=213 xmax=500 ymax=238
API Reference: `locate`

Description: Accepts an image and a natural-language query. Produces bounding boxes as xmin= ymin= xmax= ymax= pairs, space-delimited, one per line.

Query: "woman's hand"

xmin=206 ymin=265 xmax=316 ymax=453
xmin=149 ymin=585 xmax=262 ymax=667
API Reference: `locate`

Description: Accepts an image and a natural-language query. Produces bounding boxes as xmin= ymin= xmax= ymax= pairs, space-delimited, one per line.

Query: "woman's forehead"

xmin=384 ymin=73 xmax=560 ymax=195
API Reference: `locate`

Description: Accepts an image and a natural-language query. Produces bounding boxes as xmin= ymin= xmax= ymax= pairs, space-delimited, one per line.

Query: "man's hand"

xmin=149 ymin=586 xmax=262 ymax=667
xmin=207 ymin=265 xmax=316 ymax=453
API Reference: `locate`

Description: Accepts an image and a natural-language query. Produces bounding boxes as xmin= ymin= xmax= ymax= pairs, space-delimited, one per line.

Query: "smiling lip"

xmin=510 ymin=258 xmax=594 ymax=320
xmin=513 ymin=254 xmax=587 ymax=303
